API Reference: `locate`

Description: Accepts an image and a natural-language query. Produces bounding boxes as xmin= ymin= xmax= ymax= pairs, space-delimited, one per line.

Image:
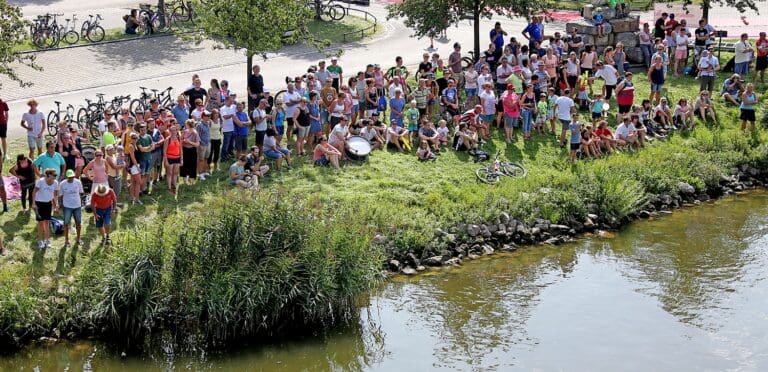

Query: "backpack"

xmin=49 ymin=218 xmax=64 ymax=235
xmin=377 ymin=95 xmax=388 ymax=112
xmin=723 ymin=57 xmax=735 ymax=73
xmin=472 ymin=150 xmax=489 ymax=162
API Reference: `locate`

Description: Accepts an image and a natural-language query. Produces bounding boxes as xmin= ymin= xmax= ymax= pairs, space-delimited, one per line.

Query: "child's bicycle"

xmin=475 ymin=150 xmax=527 ymax=184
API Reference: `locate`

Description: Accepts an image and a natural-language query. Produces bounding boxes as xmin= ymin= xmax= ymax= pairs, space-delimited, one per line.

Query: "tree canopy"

xmin=0 ymin=0 xmax=40 ymax=88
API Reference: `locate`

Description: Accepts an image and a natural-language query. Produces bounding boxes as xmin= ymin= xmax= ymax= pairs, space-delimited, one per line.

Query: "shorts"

xmin=320 ymin=110 xmax=329 ymax=124
xmin=570 ymin=142 xmax=580 ymax=151
xmin=581 ymin=67 xmax=593 ymax=76
xmin=504 ymin=114 xmax=518 ymax=128
xmin=275 ymin=125 xmax=285 ymax=136
xmin=265 ymin=148 xmax=290 ymax=159
xmin=446 ymin=106 xmax=459 ymax=117
xmin=408 ymin=124 xmax=418 ymax=132
xmin=618 ymin=104 xmax=632 ymax=114
xmin=35 ymin=201 xmax=52 ymax=221
xmin=482 ymin=114 xmax=495 ymax=122
xmin=296 ymin=125 xmax=310 ymax=137
xmin=0 ymin=124 xmax=6 ymax=138
xmin=465 ymin=88 xmax=477 ymax=97
xmin=63 ymin=206 xmax=82 ymax=226
xmin=740 ymin=109 xmax=756 ymax=122
xmin=567 ymin=75 xmax=578 ymax=89
xmin=197 ymin=145 xmax=211 ymax=160
xmin=651 ymin=83 xmax=663 ymax=92
xmin=591 ymin=112 xmax=602 ymax=120
xmin=756 ymin=56 xmax=767 ymax=71
xmin=286 ymin=117 xmax=295 ymax=127
xmin=674 ymin=49 xmax=687 ymax=60
xmin=560 ymin=119 xmax=571 ymax=131
xmin=254 ymin=130 xmax=266 ymax=146
xmin=547 ymin=109 xmax=555 ymax=120
xmin=417 ymin=108 xmax=427 ymax=117
xmin=139 ymin=158 xmax=151 ymax=175
xmin=167 ymin=157 xmax=181 ymax=165
xmin=314 ymin=155 xmax=330 ymax=166
xmin=95 ymin=207 xmax=112 ymax=228
xmin=151 ymin=151 xmax=163 ymax=168
xmin=665 ymin=36 xmax=676 ymax=48
xmin=27 ymin=136 xmax=43 ymax=150
xmin=234 ymin=135 xmax=248 ymax=151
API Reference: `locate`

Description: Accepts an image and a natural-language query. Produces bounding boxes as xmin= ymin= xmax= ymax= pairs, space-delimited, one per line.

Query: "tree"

xmin=0 ymin=1 xmax=41 ymax=88
xmin=192 ymin=0 xmax=329 ymax=100
xmin=387 ymin=0 xmax=547 ymax=59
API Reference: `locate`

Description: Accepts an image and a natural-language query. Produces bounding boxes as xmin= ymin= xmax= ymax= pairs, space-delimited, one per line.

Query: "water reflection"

xmin=2 ymin=192 xmax=768 ymax=371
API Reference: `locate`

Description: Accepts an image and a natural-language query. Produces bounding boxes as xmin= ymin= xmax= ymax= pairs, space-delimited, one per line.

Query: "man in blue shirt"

xmin=33 ymin=141 xmax=65 ymax=179
xmin=490 ymin=22 xmax=507 ymax=61
xmin=522 ymin=16 xmax=544 ymax=50
xmin=171 ymin=96 xmax=190 ymax=124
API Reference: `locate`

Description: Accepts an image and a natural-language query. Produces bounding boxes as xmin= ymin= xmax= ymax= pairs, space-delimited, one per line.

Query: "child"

xmin=417 ymin=140 xmax=436 ymax=161
xmin=593 ymin=8 xmax=605 ymax=38
xmin=406 ymin=101 xmax=421 ymax=144
xmin=577 ymin=75 xmax=590 ymax=111
xmin=590 ymin=94 xmax=605 ymax=125
xmin=436 ymin=119 xmax=450 ymax=147
xmin=72 ymin=149 xmax=85 ymax=178
xmin=569 ymin=112 xmax=582 ymax=162
xmin=547 ymin=88 xmax=558 ymax=135
xmin=536 ymin=93 xmax=548 ymax=134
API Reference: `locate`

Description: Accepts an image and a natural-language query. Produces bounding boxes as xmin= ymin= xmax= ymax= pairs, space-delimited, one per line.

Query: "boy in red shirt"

xmin=91 ymin=184 xmax=117 ymax=245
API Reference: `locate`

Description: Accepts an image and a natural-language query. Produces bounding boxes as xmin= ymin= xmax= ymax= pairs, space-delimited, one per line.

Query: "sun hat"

xmin=65 ymin=169 xmax=75 ymax=178
xmin=512 ymin=66 xmax=522 ymax=73
xmin=95 ymin=184 xmax=109 ymax=196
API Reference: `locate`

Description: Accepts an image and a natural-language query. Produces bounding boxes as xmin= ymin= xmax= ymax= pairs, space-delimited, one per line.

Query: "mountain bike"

xmin=475 ymin=150 xmax=527 ymax=184
xmin=130 ymin=86 xmax=174 ymax=116
xmin=47 ymin=101 xmax=77 ymax=136
xmin=80 ymin=14 xmax=105 ymax=42
xmin=77 ymin=93 xmax=110 ymax=139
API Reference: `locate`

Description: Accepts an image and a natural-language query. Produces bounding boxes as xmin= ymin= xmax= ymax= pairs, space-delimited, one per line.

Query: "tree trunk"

xmin=701 ymin=0 xmax=710 ymax=22
xmin=473 ymin=0 xmax=480 ymax=61
xmin=314 ymin=0 xmax=323 ymax=20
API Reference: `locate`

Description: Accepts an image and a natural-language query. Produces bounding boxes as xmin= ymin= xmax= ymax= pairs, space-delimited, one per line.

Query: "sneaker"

xmin=38 ymin=241 xmax=44 ymax=250
xmin=136 ymin=199 xmax=143 ymax=205
xmin=105 ymin=237 xmax=112 ymax=246
xmin=201 ymin=172 xmax=211 ymax=177
xmin=77 ymin=240 xmax=84 ymax=246
xmin=101 ymin=236 xmax=106 ymax=245
xmin=198 ymin=175 xmax=207 ymax=181
xmin=63 ymin=241 xmax=70 ymax=248
xmin=2 ymin=205 xmax=8 ymax=213
xmin=45 ymin=239 xmax=51 ymax=248
xmin=671 ymin=125 xmax=679 ymax=130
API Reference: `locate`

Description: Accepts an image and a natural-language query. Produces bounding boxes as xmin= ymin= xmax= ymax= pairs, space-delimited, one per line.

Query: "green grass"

xmin=0 ymin=60 xmax=765 ymax=347
xmin=306 ymin=15 xmax=381 ymax=44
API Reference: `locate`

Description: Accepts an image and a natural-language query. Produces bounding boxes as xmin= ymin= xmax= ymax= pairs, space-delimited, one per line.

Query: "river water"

xmin=4 ymin=192 xmax=768 ymax=371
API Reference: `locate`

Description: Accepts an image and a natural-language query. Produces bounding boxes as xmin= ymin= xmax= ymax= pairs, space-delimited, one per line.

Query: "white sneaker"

xmin=45 ymin=239 xmax=51 ymax=248
xmin=38 ymin=241 xmax=44 ymax=250
xmin=201 ymin=172 xmax=210 ymax=177
xmin=198 ymin=175 xmax=207 ymax=181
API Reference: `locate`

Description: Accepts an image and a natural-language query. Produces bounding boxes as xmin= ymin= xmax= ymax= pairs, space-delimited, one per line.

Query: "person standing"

xmin=554 ymin=89 xmax=576 ymax=147
xmin=697 ymin=48 xmax=720 ymax=93
xmin=754 ymin=32 xmax=767 ymax=83
xmin=0 ymin=96 xmax=8 ymax=159
xmin=247 ymin=65 xmax=264 ymax=112
xmin=327 ymin=57 xmax=343 ymax=91
xmin=521 ymin=17 xmax=543 ymax=51
xmin=33 ymin=141 xmax=66 ymax=180
xmin=58 ymin=169 xmax=83 ymax=248
xmin=219 ymin=95 xmax=237 ymax=161
xmin=491 ymin=22 xmax=507 ymax=60
xmin=251 ymin=98 xmax=269 ymax=154
xmin=21 ymin=99 xmax=45 ymax=159
xmin=196 ymin=112 xmax=212 ymax=179
xmin=32 ymin=169 xmax=58 ymax=250
xmin=734 ymin=33 xmax=753 ymax=77
xmin=91 ymin=184 xmax=117 ymax=246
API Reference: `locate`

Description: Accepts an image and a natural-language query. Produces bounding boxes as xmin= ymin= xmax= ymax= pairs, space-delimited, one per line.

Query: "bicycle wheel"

xmin=172 ymin=5 xmax=190 ymax=22
xmin=33 ymin=29 xmax=58 ymax=49
xmin=476 ymin=167 xmax=500 ymax=184
xmin=76 ymin=107 xmax=90 ymax=130
xmin=461 ymin=57 xmax=474 ymax=70
xmin=274 ymin=90 xmax=287 ymax=105
xmin=86 ymin=25 xmax=105 ymax=42
xmin=329 ymin=5 xmax=346 ymax=21
xmin=501 ymin=162 xmax=527 ymax=178
xmin=129 ymin=99 xmax=147 ymax=117
xmin=46 ymin=111 xmax=60 ymax=136
xmin=152 ymin=15 xmax=166 ymax=32
xmin=88 ymin=117 xmax=101 ymax=140
xmin=63 ymin=30 xmax=80 ymax=45
xmin=80 ymin=22 xmax=89 ymax=37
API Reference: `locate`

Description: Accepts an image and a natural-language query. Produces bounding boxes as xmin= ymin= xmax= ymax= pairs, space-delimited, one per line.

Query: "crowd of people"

xmin=0 ymin=12 xmax=766 ymax=252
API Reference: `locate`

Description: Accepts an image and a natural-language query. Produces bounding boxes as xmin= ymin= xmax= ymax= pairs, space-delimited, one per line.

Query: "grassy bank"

xmin=0 ymin=68 xmax=765 ymax=347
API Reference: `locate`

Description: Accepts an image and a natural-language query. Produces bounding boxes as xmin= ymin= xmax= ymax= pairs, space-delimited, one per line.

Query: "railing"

xmin=341 ymin=6 xmax=377 ymax=43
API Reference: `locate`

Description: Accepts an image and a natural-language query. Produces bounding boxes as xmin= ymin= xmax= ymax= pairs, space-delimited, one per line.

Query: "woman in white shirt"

xmin=674 ymin=28 xmax=690 ymax=77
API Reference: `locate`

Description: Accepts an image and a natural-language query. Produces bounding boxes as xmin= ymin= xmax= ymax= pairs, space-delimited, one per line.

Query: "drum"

xmin=346 ymin=136 xmax=372 ymax=161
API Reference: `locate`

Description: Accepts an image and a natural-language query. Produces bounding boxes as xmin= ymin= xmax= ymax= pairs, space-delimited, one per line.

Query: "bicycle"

xmin=309 ymin=0 xmax=346 ymax=22
xmin=461 ymin=50 xmax=476 ymax=70
xmin=77 ymin=93 xmax=110 ymax=139
xmin=57 ymin=15 xmax=80 ymax=45
xmin=475 ymin=150 xmax=527 ymax=184
xmin=80 ymin=14 xmax=105 ymax=42
xmin=130 ymin=86 xmax=174 ymax=116
xmin=47 ymin=101 xmax=77 ymax=136
xmin=31 ymin=13 xmax=62 ymax=49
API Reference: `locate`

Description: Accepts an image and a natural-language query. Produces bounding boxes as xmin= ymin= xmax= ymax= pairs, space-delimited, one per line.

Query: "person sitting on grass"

xmin=654 ymin=98 xmax=673 ymax=130
xmin=387 ymin=121 xmax=410 ymax=153
xmin=580 ymin=126 xmax=601 ymax=159
xmin=631 ymin=114 xmax=647 ymax=148
xmin=436 ymin=120 xmax=450 ymax=147
xmin=360 ymin=120 xmax=384 ymax=151
xmin=694 ymin=90 xmax=717 ymax=124
xmin=419 ymin=121 xmax=441 ymax=153
xmin=614 ymin=116 xmax=639 ymax=149
xmin=595 ymin=121 xmax=617 ymax=154
xmin=328 ymin=116 xmax=350 ymax=160
xmin=263 ymin=127 xmax=293 ymax=171
xmin=123 ymin=9 xmax=140 ymax=35
xmin=721 ymin=74 xmax=743 ymax=106
xmin=313 ymin=135 xmax=342 ymax=170
xmin=453 ymin=123 xmax=477 ymax=151
xmin=245 ymin=145 xmax=270 ymax=181
xmin=569 ymin=113 xmax=582 ymax=162
xmin=229 ymin=155 xmax=256 ymax=189
xmin=673 ymin=98 xmax=695 ymax=130
xmin=417 ymin=140 xmax=437 ymax=161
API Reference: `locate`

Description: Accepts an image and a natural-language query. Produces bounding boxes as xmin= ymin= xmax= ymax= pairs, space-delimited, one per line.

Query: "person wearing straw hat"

xmin=58 ymin=169 xmax=84 ymax=247
xmin=91 ymin=184 xmax=117 ymax=246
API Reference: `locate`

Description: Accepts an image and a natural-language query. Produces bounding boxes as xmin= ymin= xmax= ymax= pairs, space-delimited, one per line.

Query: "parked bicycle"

xmin=475 ymin=150 xmax=527 ymax=184
xmin=80 ymin=14 xmax=105 ymax=43
xmin=58 ymin=15 xmax=80 ymax=45
xmin=31 ymin=13 xmax=63 ymax=49
xmin=130 ymin=86 xmax=174 ymax=116
xmin=47 ymin=101 xmax=77 ymax=136
xmin=309 ymin=0 xmax=346 ymax=22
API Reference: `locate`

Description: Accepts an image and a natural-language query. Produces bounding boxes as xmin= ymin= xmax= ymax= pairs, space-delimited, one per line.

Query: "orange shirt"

xmin=91 ymin=190 xmax=116 ymax=210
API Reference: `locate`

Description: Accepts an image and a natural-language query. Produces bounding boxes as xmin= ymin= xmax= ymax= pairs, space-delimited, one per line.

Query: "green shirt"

xmin=406 ymin=108 xmax=420 ymax=125
xmin=33 ymin=152 xmax=65 ymax=176
xmin=327 ymin=65 xmax=343 ymax=79
xmin=413 ymin=88 xmax=428 ymax=109
xmin=507 ymin=75 xmax=523 ymax=94
xmin=537 ymin=101 xmax=548 ymax=114
xmin=102 ymin=132 xmax=116 ymax=147
xmin=137 ymin=134 xmax=153 ymax=161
